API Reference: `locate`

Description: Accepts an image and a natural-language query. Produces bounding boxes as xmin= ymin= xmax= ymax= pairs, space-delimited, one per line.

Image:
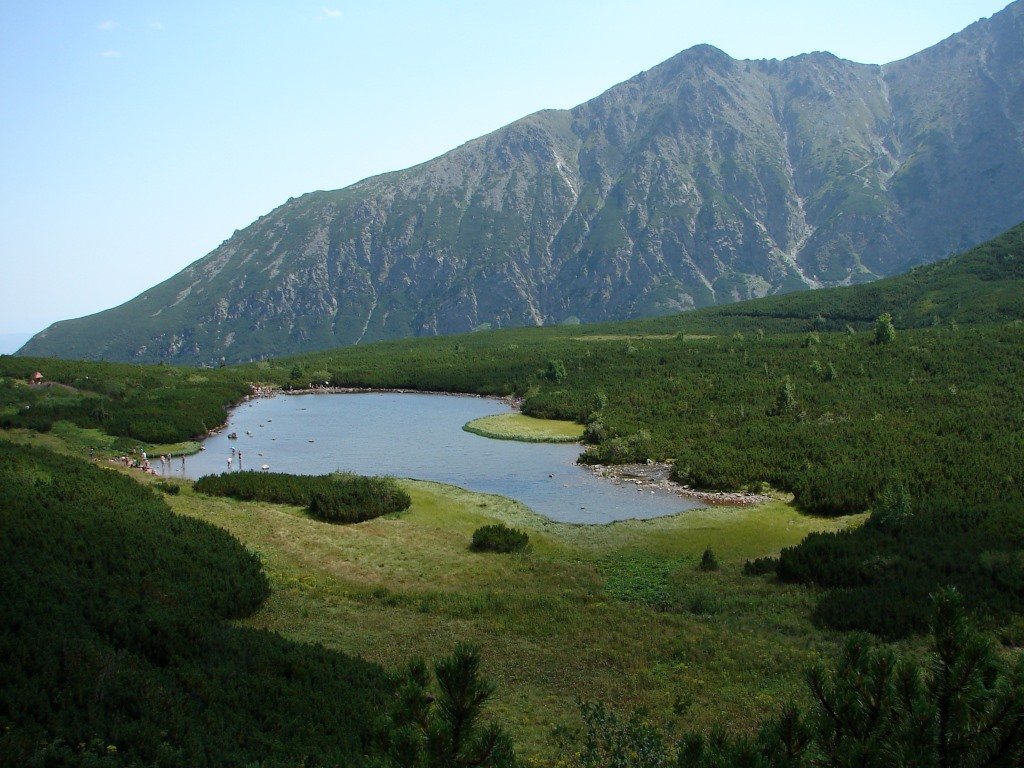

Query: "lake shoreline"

xmin=277 ymin=384 xmax=523 ymax=408
xmin=191 ymin=390 xmax=701 ymax=524
xmin=220 ymin=386 xmax=763 ymax=514
xmin=584 ymin=461 xmax=771 ymax=507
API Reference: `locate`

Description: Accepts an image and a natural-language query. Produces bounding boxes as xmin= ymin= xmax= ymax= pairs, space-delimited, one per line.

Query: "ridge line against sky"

xmin=0 ymin=0 xmax=1012 ymax=345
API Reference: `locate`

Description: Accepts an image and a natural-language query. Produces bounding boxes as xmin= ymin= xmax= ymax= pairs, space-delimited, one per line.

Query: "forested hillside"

xmin=0 ymin=441 xmax=390 ymax=766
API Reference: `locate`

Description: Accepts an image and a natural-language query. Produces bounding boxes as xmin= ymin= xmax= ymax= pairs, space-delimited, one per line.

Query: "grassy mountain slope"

xmin=19 ymin=2 xmax=1024 ymax=364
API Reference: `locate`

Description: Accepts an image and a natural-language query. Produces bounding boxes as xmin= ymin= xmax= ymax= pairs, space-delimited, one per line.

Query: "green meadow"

xmin=162 ymin=473 xmax=861 ymax=756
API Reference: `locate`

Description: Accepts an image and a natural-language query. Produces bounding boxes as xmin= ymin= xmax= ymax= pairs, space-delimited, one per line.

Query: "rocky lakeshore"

xmin=584 ymin=461 xmax=771 ymax=507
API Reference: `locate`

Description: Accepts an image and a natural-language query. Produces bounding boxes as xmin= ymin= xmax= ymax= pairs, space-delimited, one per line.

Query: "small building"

xmin=30 ymin=371 xmax=43 ymax=385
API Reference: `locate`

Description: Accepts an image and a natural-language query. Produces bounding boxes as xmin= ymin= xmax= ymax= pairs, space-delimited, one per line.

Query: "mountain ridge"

xmin=20 ymin=1 xmax=1024 ymax=364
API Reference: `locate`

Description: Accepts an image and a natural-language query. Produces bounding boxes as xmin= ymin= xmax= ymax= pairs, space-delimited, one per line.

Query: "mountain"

xmin=20 ymin=2 xmax=1024 ymax=364
xmin=700 ymin=219 xmax=1024 ymax=330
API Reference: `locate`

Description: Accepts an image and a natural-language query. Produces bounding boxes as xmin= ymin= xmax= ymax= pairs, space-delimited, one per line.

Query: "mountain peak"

xmin=651 ymin=43 xmax=736 ymax=78
xmin=20 ymin=2 xmax=1024 ymax=364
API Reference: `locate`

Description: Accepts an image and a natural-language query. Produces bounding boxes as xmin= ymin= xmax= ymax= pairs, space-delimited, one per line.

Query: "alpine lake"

xmin=186 ymin=391 xmax=701 ymax=524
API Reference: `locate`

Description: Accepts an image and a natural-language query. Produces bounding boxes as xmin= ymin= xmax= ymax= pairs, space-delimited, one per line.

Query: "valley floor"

xmin=166 ymin=475 xmax=863 ymax=757
xmin=1 ymin=422 xmax=870 ymax=759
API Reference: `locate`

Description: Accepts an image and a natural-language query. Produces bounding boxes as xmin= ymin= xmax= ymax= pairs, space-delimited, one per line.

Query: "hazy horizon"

xmin=0 ymin=333 xmax=33 ymax=355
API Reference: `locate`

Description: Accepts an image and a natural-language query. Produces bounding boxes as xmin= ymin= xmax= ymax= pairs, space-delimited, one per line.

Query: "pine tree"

xmin=699 ymin=547 xmax=719 ymax=572
xmin=374 ymin=645 xmax=515 ymax=768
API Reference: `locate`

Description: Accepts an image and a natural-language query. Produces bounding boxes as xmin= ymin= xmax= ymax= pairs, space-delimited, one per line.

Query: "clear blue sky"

xmin=0 ymin=1 xmax=1012 ymax=343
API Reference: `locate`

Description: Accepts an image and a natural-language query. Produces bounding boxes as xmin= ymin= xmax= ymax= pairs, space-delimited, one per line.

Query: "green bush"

xmin=194 ymin=470 xmax=411 ymax=524
xmin=310 ymin=489 xmax=359 ymax=523
xmin=307 ymin=476 xmax=410 ymax=524
xmin=874 ymin=311 xmax=897 ymax=344
xmin=698 ymin=547 xmax=719 ymax=572
xmin=743 ymin=556 xmax=778 ymax=576
xmin=545 ymin=358 xmax=567 ymax=382
xmin=470 ymin=523 xmax=529 ymax=553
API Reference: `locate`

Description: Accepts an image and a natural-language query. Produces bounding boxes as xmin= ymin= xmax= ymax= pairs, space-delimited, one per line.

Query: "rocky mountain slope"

xmin=21 ymin=1 xmax=1024 ymax=364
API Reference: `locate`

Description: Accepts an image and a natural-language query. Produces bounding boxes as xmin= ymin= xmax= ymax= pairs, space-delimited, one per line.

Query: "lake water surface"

xmin=186 ymin=392 xmax=700 ymax=524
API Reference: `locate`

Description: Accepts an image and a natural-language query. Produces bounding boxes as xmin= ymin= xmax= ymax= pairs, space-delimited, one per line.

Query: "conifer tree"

xmin=375 ymin=645 xmax=515 ymax=768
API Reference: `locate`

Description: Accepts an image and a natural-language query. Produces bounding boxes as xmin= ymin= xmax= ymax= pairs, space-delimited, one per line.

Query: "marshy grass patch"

xmin=147 ymin=439 xmax=203 ymax=456
xmin=463 ymin=412 xmax=584 ymax=443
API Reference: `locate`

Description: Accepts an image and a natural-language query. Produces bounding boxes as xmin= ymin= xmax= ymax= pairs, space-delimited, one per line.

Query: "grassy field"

xmin=13 ymin=419 xmax=203 ymax=457
xmin=463 ymin=412 xmax=585 ymax=443
xmin=167 ymin=475 xmax=864 ymax=757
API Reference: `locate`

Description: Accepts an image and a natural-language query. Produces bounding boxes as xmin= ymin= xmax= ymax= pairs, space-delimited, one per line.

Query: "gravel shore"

xmin=583 ymin=461 xmax=771 ymax=506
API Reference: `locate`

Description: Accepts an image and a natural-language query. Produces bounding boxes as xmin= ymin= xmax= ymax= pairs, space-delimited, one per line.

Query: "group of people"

xmin=111 ymin=450 xmax=186 ymax=476
xmin=247 ymin=384 xmax=276 ymax=399
xmin=227 ymin=446 xmax=244 ymax=471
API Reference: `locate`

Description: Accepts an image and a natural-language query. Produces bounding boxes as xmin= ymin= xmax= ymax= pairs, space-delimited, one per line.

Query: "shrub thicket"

xmin=470 ymin=523 xmax=529 ymax=553
xmin=0 ymin=440 xmax=390 ymax=766
xmin=308 ymin=476 xmax=411 ymax=523
xmin=0 ymin=356 xmax=251 ymax=443
xmin=743 ymin=556 xmax=778 ymax=576
xmin=776 ymin=500 xmax=1024 ymax=638
xmin=194 ymin=470 xmax=411 ymax=523
xmin=154 ymin=480 xmax=181 ymax=494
